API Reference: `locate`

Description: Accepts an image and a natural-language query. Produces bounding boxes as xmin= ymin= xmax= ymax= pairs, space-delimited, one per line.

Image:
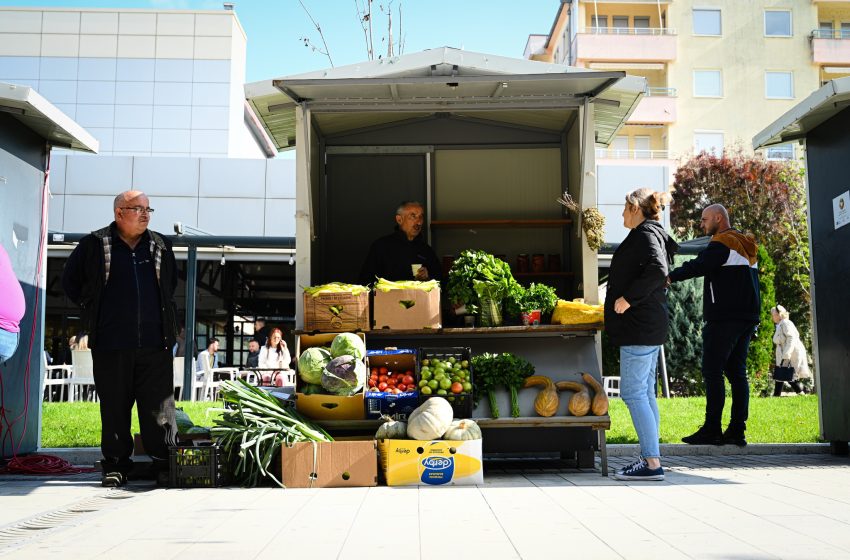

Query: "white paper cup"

xmin=411 ymin=264 xmax=422 ymax=276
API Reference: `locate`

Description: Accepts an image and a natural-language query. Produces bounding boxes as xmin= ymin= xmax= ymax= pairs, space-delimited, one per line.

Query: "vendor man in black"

xmin=359 ymin=201 xmax=442 ymax=285
xmin=62 ymin=190 xmax=178 ymax=487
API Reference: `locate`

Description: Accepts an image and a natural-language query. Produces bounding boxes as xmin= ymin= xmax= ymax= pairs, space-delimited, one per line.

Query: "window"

xmin=611 ymin=136 xmax=629 ymax=157
xmin=694 ymin=70 xmax=723 ymax=97
xmin=766 ymin=144 xmax=794 ymax=161
xmin=842 ymin=22 xmax=850 ymax=39
xmin=765 ymin=71 xmax=793 ymax=99
xmin=613 ymin=16 xmax=629 ymax=34
xmin=765 ymin=10 xmax=792 ymax=37
xmin=634 ymin=136 xmax=651 ymax=159
xmin=693 ymin=9 xmax=721 ymax=36
xmin=694 ymin=132 xmax=724 ymax=155
xmin=634 ymin=16 xmax=650 ymax=34
xmin=591 ymin=15 xmax=608 ymax=33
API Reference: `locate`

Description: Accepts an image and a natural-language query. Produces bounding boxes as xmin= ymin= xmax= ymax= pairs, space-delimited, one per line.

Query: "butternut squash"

xmin=523 ymin=375 xmax=559 ymax=417
xmin=554 ymin=381 xmax=591 ymax=417
xmin=582 ymin=372 xmax=609 ymax=416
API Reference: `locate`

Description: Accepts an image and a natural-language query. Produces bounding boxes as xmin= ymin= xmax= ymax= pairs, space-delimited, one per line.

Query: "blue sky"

xmin=1 ymin=0 xmax=558 ymax=82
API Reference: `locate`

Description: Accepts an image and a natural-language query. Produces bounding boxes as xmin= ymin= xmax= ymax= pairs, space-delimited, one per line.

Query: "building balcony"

xmin=627 ymin=88 xmax=677 ymax=124
xmin=595 ymin=148 xmax=672 ymax=161
xmin=811 ymin=30 xmax=850 ymax=65
xmin=574 ymin=28 xmax=677 ymax=63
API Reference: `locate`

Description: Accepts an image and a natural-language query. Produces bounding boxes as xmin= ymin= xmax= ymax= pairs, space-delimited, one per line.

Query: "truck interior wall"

xmin=309 ymin=117 xmax=322 ymax=284
xmin=565 ymin=113 xmax=585 ymax=299
xmin=0 ymin=113 xmax=45 ymax=456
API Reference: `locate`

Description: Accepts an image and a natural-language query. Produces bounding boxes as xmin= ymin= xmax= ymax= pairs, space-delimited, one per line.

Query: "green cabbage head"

xmin=298 ymin=347 xmax=331 ymax=385
xmin=322 ymin=355 xmax=366 ymax=396
xmin=330 ymin=333 xmax=366 ymax=360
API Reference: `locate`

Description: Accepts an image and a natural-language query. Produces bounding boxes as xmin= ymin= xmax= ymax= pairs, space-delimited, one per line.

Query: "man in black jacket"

xmin=669 ymin=204 xmax=760 ymax=446
xmin=359 ymin=201 xmax=442 ymax=286
xmin=63 ymin=190 xmax=178 ymax=486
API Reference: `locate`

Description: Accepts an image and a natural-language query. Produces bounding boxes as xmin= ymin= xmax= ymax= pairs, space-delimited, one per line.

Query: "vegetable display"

xmin=470 ymin=352 xmax=535 ymax=418
xmin=330 ymin=332 xmax=366 ymax=360
xmin=523 ymin=375 xmax=559 ymax=417
xmin=368 ymin=365 xmax=416 ymax=394
xmin=303 ymin=282 xmax=370 ymax=297
xmin=211 ymin=379 xmax=332 ymax=488
xmin=297 ymin=347 xmax=331 ymax=385
xmin=582 ymin=372 xmax=610 ymax=416
xmin=322 ymin=355 xmax=366 ymax=396
xmin=375 ymin=278 xmax=440 ymax=292
xmin=443 ymin=419 xmax=482 ymax=441
xmin=407 ymin=397 xmax=454 ymax=440
xmin=418 ymin=356 xmax=471 ymax=397
xmin=447 ymin=250 xmax=521 ymax=325
xmin=375 ymin=416 xmax=408 ymax=439
xmin=555 ymin=381 xmax=591 ymax=417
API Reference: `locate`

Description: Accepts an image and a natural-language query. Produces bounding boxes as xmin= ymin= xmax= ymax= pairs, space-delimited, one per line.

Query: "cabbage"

xmin=298 ymin=347 xmax=331 ymax=385
xmin=322 ymin=355 xmax=366 ymax=396
xmin=330 ymin=333 xmax=366 ymax=360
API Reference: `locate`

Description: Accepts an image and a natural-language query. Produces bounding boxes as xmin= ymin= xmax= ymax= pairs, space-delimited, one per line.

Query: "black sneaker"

xmin=615 ymin=456 xmax=644 ymax=476
xmin=722 ymin=426 xmax=748 ymax=447
xmin=682 ymin=425 xmax=723 ymax=446
xmin=614 ymin=460 xmax=664 ymax=481
xmin=102 ymin=471 xmax=127 ymax=488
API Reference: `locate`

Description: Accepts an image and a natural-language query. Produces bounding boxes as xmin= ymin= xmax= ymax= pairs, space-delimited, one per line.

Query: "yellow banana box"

xmin=378 ymin=438 xmax=483 ymax=486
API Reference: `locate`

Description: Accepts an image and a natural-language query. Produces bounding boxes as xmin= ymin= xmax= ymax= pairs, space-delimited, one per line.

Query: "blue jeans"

xmin=620 ymin=345 xmax=661 ymax=459
xmin=0 ymin=328 xmax=20 ymax=362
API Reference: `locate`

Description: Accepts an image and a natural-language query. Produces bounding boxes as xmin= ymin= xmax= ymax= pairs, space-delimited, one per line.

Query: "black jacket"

xmin=358 ymin=230 xmax=442 ymax=286
xmin=62 ymin=223 xmax=178 ymax=351
xmin=668 ymin=229 xmax=760 ymax=323
xmin=604 ymin=220 xmax=679 ymax=347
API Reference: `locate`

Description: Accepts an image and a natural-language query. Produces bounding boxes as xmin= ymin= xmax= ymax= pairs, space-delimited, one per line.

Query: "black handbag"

xmin=773 ymin=365 xmax=795 ymax=382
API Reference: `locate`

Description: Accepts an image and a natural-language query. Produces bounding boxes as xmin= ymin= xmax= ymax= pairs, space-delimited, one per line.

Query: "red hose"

xmin=1 ymin=454 xmax=97 ymax=475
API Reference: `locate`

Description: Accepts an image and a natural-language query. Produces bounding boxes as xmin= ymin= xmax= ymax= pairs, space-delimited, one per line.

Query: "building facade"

xmin=527 ymin=0 xmax=845 ymax=242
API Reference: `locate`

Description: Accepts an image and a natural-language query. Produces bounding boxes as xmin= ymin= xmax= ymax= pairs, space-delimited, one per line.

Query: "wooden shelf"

xmin=430 ymin=219 xmax=572 ymax=228
xmin=514 ymin=271 xmax=575 ymax=278
xmin=365 ymin=324 xmax=602 ymax=338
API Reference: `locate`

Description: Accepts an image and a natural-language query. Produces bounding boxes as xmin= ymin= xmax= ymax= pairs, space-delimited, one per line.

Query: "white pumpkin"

xmin=375 ymin=417 xmax=407 ymax=440
xmin=407 ymin=397 xmax=454 ymax=440
xmin=443 ymin=419 xmax=482 ymax=441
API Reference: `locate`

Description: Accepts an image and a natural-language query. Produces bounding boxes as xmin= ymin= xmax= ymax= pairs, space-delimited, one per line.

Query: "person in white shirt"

xmin=258 ymin=328 xmax=291 ymax=385
xmin=196 ymin=338 xmax=219 ymax=376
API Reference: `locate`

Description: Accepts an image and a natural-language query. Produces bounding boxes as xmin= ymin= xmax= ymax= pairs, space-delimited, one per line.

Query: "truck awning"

xmin=0 ymin=82 xmax=98 ymax=153
xmin=246 ymin=47 xmax=645 ymax=150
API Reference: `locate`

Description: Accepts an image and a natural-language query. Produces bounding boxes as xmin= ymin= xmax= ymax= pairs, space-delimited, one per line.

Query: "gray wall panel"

xmin=264 ymin=199 xmax=296 ymax=237
xmin=265 ymin=158 xmax=296 ymax=198
xmin=131 ymin=156 xmax=198 ymax=196
xmin=66 ymin=155 xmax=132 ymax=194
xmin=196 ymin=198 xmax=264 ymax=235
xmin=199 ymin=158 xmax=265 ymax=197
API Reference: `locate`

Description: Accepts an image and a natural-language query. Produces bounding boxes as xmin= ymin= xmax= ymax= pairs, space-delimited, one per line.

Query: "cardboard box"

xmin=377 ymin=438 xmax=483 ymax=486
xmin=365 ymin=349 xmax=419 ymax=420
xmin=281 ymin=440 xmax=378 ymax=488
xmin=303 ymin=290 xmax=369 ymax=332
xmin=372 ymin=287 xmax=441 ymax=330
xmin=294 ymin=332 xmax=367 ymax=420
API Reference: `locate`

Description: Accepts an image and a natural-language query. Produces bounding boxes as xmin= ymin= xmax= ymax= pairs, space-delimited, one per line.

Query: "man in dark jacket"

xmin=669 ymin=204 xmax=760 ymax=446
xmin=63 ymin=190 xmax=178 ymax=487
xmin=359 ymin=201 xmax=442 ymax=285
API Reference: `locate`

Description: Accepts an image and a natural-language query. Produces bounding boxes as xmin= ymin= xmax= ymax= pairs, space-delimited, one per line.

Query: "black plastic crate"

xmin=417 ymin=347 xmax=473 ymax=418
xmin=168 ymin=443 xmax=229 ymax=488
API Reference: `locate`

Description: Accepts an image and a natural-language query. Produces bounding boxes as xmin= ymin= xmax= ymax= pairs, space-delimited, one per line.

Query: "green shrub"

xmin=665 ymin=254 xmax=704 ymax=396
xmin=748 ymin=245 xmax=776 ymax=396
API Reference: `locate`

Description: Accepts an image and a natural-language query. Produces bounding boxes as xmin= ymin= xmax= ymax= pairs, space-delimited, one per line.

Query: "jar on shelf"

xmin=531 ymin=254 xmax=546 ymax=273
xmin=516 ymin=254 xmax=529 ymax=273
xmin=548 ymin=254 xmax=561 ymax=272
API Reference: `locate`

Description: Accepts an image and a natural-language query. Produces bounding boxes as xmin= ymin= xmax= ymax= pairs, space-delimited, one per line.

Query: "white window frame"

xmin=765 ymin=71 xmax=794 ymax=99
xmin=694 ymin=130 xmax=725 ymax=155
xmin=693 ymin=8 xmax=722 ymax=37
xmin=693 ymin=69 xmax=723 ymax=98
xmin=766 ymin=144 xmax=794 ymax=161
xmin=764 ymin=10 xmax=792 ymax=38
xmin=633 ymin=136 xmax=651 ymax=159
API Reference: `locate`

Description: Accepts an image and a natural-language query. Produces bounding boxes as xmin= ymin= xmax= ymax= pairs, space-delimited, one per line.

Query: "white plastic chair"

xmin=70 ymin=349 xmax=98 ymax=402
xmin=271 ymin=370 xmax=296 ymax=388
xmin=173 ymin=357 xmax=185 ymax=398
xmin=43 ymin=354 xmax=73 ymax=402
xmin=198 ymin=358 xmax=238 ymax=401
xmin=602 ymin=376 xmax=621 ymax=398
xmin=238 ymin=370 xmax=260 ymax=385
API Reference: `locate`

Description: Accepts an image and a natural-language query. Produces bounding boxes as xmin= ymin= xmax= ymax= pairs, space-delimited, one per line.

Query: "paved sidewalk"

xmin=1 ymin=452 xmax=849 ymax=559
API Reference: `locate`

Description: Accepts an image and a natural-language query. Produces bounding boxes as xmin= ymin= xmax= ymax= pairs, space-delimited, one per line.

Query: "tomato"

xmin=402 ymin=375 xmax=415 ymax=386
xmin=379 ymin=367 xmax=389 ymax=375
xmin=392 ymin=388 xmax=401 ymax=394
xmin=450 ymin=382 xmax=463 ymax=394
xmin=397 ymin=383 xmax=407 ymax=392
xmin=378 ymin=374 xmax=389 ymax=383
xmin=371 ymin=368 xmax=378 ymax=376
xmin=377 ymin=382 xmax=388 ymax=391
xmin=387 ymin=378 xmax=396 ymax=386
xmin=368 ymin=379 xmax=377 ymax=388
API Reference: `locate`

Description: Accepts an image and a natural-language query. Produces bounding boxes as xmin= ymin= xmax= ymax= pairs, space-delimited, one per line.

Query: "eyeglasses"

xmin=121 ymin=206 xmax=155 ymax=214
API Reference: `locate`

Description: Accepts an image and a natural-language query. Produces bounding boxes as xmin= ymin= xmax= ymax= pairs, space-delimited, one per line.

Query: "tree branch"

xmin=297 ymin=0 xmax=334 ymax=67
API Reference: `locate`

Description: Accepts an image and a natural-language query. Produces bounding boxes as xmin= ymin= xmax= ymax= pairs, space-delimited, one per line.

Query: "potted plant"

xmin=447 ymin=250 xmax=520 ymax=327
xmin=519 ymin=283 xmax=559 ymax=326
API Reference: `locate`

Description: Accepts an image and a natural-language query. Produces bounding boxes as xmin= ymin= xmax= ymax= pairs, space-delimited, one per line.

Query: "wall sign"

xmin=834 ymin=190 xmax=850 ymax=230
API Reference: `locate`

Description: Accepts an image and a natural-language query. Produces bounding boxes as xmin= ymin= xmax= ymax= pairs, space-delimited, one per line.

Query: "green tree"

xmin=664 ymin=254 xmax=704 ymax=395
xmin=747 ymin=245 xmax=776 ymax=396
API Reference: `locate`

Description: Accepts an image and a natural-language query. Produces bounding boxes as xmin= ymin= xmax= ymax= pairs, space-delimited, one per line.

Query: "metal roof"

xmin=245 ymin=47 xmax=644 ymax=150
xmin=0 ymin=82 xmax=98 ymax=153
xmin=754 ymin=77 xmax=850 ymax=149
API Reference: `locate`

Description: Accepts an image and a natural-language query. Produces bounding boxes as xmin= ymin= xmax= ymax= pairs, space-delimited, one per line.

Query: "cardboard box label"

xmin=378 ymin=438 xmax=483 ymax=486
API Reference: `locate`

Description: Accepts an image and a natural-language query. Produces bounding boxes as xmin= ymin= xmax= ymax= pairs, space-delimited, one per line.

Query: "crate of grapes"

xmin=168 ymin=443 xmax=229 ymax=488
xmin=417 ymin=347 xmax=473 ymax=418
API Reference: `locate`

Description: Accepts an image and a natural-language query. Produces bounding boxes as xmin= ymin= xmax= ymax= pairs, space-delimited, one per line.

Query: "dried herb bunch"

xmin=557 ymin=192 xmax=605 ymax=251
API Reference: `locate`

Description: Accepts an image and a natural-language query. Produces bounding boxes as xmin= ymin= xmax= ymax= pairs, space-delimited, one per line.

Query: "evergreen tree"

xmin=747 ymin=245 xmax=776 ymax=396
xmin=664 ymin=254 xmax=704 ymax=395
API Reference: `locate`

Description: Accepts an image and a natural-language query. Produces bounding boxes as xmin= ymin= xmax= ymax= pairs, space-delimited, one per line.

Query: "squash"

xmin=555 ymin=381 xmax=591 ymax=417
xmin=407 ymin=397 xmax=454 ymax=440
xmin=582 ymin=373 xmax=609 ymax=416
xmin=443 ymin=419 xmax=482 ymax=441
xmin=375 ymin=416 xmax=407 ymax=440
xmin=523 ymin=375 xmax=559 ymax=417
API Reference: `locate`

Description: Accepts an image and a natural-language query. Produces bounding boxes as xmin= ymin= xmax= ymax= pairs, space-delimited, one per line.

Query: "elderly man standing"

xmin=668 ymin=204 xmax=760 ymax=447
xmin=63 ymin=190 xmax=178 ymax=487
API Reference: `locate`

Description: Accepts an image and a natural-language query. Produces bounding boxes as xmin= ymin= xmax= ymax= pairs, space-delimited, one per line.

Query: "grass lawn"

xmin=40 ymin=396 xmax=822 ymax=448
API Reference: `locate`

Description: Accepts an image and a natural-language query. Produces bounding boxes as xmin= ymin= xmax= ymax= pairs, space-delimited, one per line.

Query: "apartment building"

xmin=527 ymin=0 xmax=845 ymax=242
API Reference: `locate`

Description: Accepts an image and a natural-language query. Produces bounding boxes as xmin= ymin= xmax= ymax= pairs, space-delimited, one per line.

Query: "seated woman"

xmin=258 ymin=327 xmax=292 ymax=386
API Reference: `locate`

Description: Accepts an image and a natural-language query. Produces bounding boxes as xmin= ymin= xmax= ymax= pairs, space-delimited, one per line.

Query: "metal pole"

xmin=182 ymin=245 xmax=197 ymax=400
xmin=659 ymin=345 xmax=670 ymax=398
